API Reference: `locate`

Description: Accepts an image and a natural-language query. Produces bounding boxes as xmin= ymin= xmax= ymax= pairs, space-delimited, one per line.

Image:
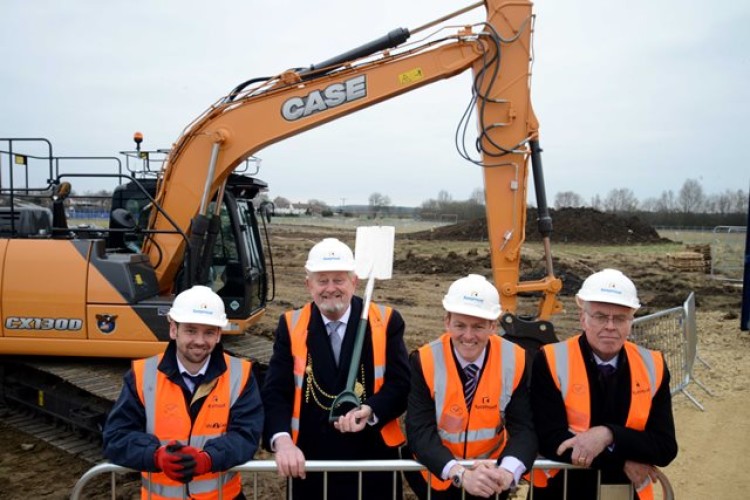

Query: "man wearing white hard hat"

xmin=405 ymin=274 xmax=537 ymax=499
xmin=530 ymin=269 xmax=677 ymax=500
xmin=261 ymin=238 xmax=410 ymax=499
xmin=103 ymin=285 xmax=263 ymax=499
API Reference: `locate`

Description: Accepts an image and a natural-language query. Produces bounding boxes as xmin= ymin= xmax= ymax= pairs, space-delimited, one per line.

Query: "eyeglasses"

xmin=585 ymin=311 xmax=633 ymax=327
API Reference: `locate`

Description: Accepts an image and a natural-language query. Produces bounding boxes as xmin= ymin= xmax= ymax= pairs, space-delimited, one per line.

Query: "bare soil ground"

xmin=1 ymin=212 xmax=748 ymax=498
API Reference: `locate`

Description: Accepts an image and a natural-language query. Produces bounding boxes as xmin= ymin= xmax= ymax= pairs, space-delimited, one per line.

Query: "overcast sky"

xmin=1 ymin=0 xmax=748 ymax=208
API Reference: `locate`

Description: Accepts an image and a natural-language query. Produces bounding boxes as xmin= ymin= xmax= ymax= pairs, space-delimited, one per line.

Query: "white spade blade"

xmin=354 ymin=226 xmax=395 ymax=280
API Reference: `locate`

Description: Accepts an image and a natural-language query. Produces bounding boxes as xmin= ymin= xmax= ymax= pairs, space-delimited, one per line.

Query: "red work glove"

xmin=179 ymin=445 xmax=213 ymax=477
xmin=154 ymin=440 xmax=194 ymax=483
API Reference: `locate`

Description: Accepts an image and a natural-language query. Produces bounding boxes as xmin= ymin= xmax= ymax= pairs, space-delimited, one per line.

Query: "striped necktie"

xmin=464 ymin=363 xmax=479 ymax=406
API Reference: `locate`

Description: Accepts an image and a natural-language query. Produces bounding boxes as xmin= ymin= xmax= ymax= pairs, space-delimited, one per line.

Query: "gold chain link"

xmin=304 ymin=353 xmax=367 ymax=411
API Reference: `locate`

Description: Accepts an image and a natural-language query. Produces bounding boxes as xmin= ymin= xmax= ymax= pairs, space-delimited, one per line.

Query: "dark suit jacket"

xmin=103 ymin=341 xmax=263 ymax=473
xmin=405 ymin=337 xmax=537 ymax=500
xmin=530 ymin=334 xmax=678 ymax=499
xmin=261 ymin=296 xmax=410 ymax=499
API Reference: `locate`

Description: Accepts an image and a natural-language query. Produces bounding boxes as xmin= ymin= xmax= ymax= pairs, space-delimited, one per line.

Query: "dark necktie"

xmin=464 ymin=363 xmax=479 ymax=406
xmin=327 ymin=321 xmax=343 ymax=365
xmin=183 ymin=372 xmax=204 ymax=393
xmin=598 ymin=363 xmax=616 ymax=377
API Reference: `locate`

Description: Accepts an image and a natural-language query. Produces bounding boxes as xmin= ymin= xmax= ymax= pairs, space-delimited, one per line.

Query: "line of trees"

xmin=413 ymin=179 xmax=748 ymax=226
xmin=553 ymin=179 xmax=748 ymax=227
xmin=260 ymin=178 xmax=747 ymax=226
xmin=556 ymin=179 xmax=747 ymax=216
xmin=418 ymin=189 xmax=486 ymax=221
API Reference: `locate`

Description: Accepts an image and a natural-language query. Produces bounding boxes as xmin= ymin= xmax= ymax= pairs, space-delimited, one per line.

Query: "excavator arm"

xmin=144 ymin=0 xmax=562 ymax=319
xmin=0 ymin=0 xmax=562 ymax=449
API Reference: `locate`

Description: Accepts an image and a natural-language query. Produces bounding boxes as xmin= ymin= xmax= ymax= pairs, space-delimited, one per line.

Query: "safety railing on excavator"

xmin=70 ymin=458 xmax=675 ymax=499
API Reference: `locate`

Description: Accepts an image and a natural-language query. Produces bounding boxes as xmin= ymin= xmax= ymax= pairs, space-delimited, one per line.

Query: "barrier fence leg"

xmin=681 ymin=387 xmax=705 ymax=411
xmin=692 ymin=376 xmax=715 ymax=396
xmin=696 ymin=352 xmax=712 ymax=369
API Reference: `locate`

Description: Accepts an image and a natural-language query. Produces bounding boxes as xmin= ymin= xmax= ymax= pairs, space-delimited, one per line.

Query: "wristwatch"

xmin=450 ymin=466 xmax=466 ymax=487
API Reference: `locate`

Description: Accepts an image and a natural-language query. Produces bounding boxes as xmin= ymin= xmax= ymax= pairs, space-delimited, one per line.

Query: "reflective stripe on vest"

xmin=534 ymin=336 xmax=664 ymax=498
xmin=140 ymin=474 xmax=235 ymax=499
xmin=287 ymin=302 xmax=405 ymax=446
xmin=418 ymin=333 xmax=525 ymax=490
xmin=134 ymin=352 xmax=250 ymax=499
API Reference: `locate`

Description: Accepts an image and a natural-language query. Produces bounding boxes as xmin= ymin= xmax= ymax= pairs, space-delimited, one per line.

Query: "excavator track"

xmin=0 ymin=334 xmax=274 ymax=461
xmin=1 ymin=406 xmax=104 ymax=463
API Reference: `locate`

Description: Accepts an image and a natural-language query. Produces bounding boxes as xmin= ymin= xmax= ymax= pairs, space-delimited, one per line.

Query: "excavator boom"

xmin=145 ymin=0 xmax=561 ymax=318
xmin=0 ymin=0 xmax=561 ymax=452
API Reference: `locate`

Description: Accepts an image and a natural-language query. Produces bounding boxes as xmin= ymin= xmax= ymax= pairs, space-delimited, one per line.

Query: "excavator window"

xmin=209 ymin=199 xmax=247 ymax=305
xmin=207 ymin=203 xmax=236 ymax=290
xmin=238 ymin=198 xmax=267 ymax=313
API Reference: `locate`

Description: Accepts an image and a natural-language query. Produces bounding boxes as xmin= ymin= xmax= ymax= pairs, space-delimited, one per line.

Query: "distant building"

xmin=272 ymin=203 xmax=307 ymax=216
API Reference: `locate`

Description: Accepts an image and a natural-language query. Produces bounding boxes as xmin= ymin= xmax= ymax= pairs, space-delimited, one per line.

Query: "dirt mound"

xmin=395 ymin=248 xmax=490 ymax=276
xmin=406 ymin=207 xmax=668 ymax=245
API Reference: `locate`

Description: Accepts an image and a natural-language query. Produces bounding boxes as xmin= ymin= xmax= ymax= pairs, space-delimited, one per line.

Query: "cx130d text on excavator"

xmin=0 ymin=0 xmax=560 ymax=436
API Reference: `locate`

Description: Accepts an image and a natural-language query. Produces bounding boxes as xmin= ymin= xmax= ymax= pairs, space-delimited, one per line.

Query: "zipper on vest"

xmin=184 ymin=397 xmax=198 ymax=498
xmin=462 ymin=404 xmax=472 ymax=458
xmin=185 ymin=426 xmax=197 ymax=497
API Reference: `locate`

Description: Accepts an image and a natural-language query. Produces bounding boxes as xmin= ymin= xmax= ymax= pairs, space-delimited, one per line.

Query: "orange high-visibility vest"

xmin=531 ymin=336 xmax=664 ymax=499
xmin=134 ymin=353 xmax=251 ymax=500
xmin=418 ymin=334 xmax=525 ymax=491
xmin=286 ymin=302 xmax=405 ymax=447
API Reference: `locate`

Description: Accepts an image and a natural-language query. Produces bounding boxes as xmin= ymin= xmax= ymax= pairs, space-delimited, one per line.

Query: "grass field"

xmin=265 ymin=215 xmax=454 ymax=234
xmin=70 ymin=215 xmax=747 ymax=280
xmin=657 ymin=227 xmax=746 ymax=245
xmin=658 ymin=228 xmax=746 ymax=281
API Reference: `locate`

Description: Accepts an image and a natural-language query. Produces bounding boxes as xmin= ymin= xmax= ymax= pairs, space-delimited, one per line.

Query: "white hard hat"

xmin=305 ymin=238 xmax=355 ymax=273
xmin=576 ymin=268 xmax=640 ymax=310
xmin=168 ymin=285 xmax=228 ymax=327
xmin=442 ymin=274 xmax=502 ymax=320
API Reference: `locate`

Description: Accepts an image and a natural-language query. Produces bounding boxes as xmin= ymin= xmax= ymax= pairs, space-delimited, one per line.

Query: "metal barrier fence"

xmin=631 ymin=292 xmax=713 ymax=410
xmin=70 ymin=459 xmax=674 ymax=500
xmin=70 ymin=301 xmax=696 ymax=499
xmin=710 ymin=225 xmax=746 ymax=282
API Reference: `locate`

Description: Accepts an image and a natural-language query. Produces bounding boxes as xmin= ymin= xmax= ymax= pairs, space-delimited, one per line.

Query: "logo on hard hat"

xmin=323 ymin=253 xmax=341 ymax=261
xmin=192 ymin=303 xmax=214 ymax=316
xmin=463 ymin=291 xmax=484 ymax=305
xmin=600 ymin=284 xmax=623 ymax=296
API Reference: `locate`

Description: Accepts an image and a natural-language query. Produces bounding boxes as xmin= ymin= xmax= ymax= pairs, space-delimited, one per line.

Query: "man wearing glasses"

xmin=529 ymin=269 xmax=677 ymax=499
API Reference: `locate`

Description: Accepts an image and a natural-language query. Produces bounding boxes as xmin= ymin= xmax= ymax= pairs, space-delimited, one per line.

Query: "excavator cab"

xmin=107 ymin=179 xmax=270 ymax=336
xmin=106 ymin=172 xmax=269 ymax=322
xmin=0 ymin=138 xmax=273 ymax=358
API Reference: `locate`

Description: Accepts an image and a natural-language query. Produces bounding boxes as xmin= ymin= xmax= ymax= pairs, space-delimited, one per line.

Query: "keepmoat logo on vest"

xmin=208 ymin=394 xmax=227 ymax=409
xmin=281 ymin=75 xmax=367 ymax=121
xmin=474 ymin=396 xmax=498 ymax=411
xmin=632 ymin=380 xmax=651 ymax=395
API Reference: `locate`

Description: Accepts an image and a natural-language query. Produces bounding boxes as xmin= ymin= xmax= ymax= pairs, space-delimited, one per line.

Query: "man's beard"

xmin=319 ymin=299 xmax=347 ymax=316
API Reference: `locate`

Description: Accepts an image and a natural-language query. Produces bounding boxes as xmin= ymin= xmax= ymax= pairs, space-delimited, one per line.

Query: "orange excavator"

xmin=0 ymin=0 xmax=560 ymax=433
